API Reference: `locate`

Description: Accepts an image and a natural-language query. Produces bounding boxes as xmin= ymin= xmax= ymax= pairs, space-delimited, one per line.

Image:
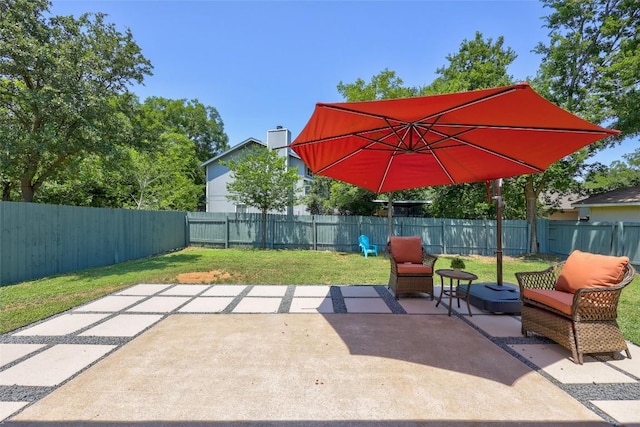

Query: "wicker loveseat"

xmin=388 ymin=236 xmax=438 ymax=300
xmin=516 ymin=250 xmax=636 ymax=364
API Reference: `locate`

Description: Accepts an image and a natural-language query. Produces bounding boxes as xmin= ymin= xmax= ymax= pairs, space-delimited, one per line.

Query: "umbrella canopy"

xmin=290 ymin=83 xmax=619 ymax=193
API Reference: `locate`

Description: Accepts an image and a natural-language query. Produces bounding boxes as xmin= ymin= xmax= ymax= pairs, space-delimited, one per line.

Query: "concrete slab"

xmin=508 ymin=343 xmax=637 ymax=384
xmin=6 ymin=314 xmax=608 ymax=425
xmin=0 ymin=344 xmax=115 ymax=387
xmin=79 ymin=314 xmax=163 ymax=337
xmin=604 ymin=341 xmax=640 ymax=378
xmin=0 ymin=344 xmax=46 ymax=367
xmin=159 ymin=284 xmax=210 ymax=296
xmin=289 ymin=297 xmax=333 ymax=313
xmin=466 ymin=314 xmax=523 ymax=337
xmin=232 ymin=297 xmax=281 ymax=313
xmin=73 ymin=295 xmax=146 ymax=312
xmin=201 ymin=285 xmax=246 ymax=296
xmin=116 ymin=284 xmax=171 ymax=295
xmin=247 ymin=285 xmax=288 ymax=297
xmin=126 ymin=296 xmax=190 ymax=313
xmin=344 ymin=297 xmax=392 ymax=313
xmin=12 ymin=313 xmax=110 ymax=336
xmin=398 ymin=298 xmax=448 ymax=314
xmin=0 ymin=402 xmax=28 ymax=423
xmin=339 ymin=285 xmax=379 ymax=297
xmin=177 ymin=297 xmax=235 ymax=313
xmin=293 ymin=285 xmax=331 ymax=297
xmin=591 ymin=400 xmax=640 ymax=426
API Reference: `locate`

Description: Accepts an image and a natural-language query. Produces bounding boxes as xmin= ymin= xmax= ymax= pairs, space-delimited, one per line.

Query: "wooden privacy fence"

xmin=186 ymin=212 xmax=531 ymax=256
xmin=0 ymin=202 xmax=187 ymax=285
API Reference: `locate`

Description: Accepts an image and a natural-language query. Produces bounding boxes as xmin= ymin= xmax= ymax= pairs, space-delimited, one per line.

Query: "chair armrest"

xmin=422 ymin=252 xmax=438 ymax=268
xmin=516 ymin=262 xmax=563 ymax=292
xmin=572 ymin=282 xmax=628 ymax=321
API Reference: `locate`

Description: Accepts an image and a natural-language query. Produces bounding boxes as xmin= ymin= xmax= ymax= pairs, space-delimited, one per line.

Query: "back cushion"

xmin=390 ymin=236 xmax=423 ymax=264
xmin=555 ymin=250 xmax=629 ymax=293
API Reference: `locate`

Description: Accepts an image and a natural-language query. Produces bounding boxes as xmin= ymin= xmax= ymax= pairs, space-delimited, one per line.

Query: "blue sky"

xmin=51 ymin=0 xmax=636 ymax=165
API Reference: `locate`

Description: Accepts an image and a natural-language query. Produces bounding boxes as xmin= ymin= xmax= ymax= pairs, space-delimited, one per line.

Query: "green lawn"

xmin=1 ymin=247 xmax=638 ymax=344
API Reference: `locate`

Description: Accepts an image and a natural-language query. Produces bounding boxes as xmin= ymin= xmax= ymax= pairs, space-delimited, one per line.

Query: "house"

xmin=539 ymin=192 xmax=582 ymax=221
xmin=201 ymin=126 xmax=313 ymax=214
xmin=572 ymin=186 xmax=640 ymax=222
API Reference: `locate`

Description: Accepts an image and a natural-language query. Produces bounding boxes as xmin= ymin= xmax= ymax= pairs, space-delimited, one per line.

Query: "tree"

xmin=222 ymin=147 xmax=300 ymax=248
xmin=302 ymin=176 xmax=335 ymax=215
xmin=584 ymin=148 xmax=640 ymax=191
xmin=0 ymin=0 xmax=152 ymax=202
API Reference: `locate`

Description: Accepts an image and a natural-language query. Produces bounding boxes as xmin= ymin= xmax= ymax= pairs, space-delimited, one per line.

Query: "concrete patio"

xmin=1 ymin=284 xmax=639 ymax=426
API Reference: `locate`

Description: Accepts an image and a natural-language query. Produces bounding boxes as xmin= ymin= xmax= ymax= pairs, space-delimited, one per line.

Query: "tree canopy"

xmin=0 ymin=0 xmax=152 ymax=202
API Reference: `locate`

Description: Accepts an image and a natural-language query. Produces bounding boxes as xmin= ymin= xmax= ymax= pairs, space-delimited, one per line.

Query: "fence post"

xmin=224 ymin=216 xmax=229 ymax=248
xmin=312 ymin=216 xmax=317 ymax=251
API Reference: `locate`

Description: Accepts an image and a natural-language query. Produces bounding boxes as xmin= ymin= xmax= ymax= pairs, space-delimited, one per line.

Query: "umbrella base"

xmin=466 ymin=282 xmax=521 ymax=314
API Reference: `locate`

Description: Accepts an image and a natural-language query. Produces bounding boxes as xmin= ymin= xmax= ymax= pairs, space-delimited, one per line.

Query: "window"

xmin=305 ymin=166 xmax=313 ymax=178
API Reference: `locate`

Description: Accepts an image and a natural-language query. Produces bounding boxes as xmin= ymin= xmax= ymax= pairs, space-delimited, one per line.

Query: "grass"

xmin=1 ymin=247 xmax=638 ymax=345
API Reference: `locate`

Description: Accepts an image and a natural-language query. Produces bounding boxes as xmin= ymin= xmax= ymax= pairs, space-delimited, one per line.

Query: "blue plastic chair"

xmin=358 ymin=235 xmax=378 ymax=258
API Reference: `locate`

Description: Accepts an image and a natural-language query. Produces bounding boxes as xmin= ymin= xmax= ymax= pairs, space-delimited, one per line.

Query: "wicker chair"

xmin=388 ymin=236 xmax=438 ymax=300
xmin=516 ymin=253 xmax=636 ymax=364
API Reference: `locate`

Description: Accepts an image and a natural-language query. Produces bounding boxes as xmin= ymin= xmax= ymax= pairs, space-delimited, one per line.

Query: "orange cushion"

xmin=397 ymin=264 xmax=433 ymax=276
xmin=522 ymin=288 xmax=573 ymax=315
xmin=390 ymin=236 xmax=423 ymax=264
xmin=555 ymin=250 xmax=629 ymax=293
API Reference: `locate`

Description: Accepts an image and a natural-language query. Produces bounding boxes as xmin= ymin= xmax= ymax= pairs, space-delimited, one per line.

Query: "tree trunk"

xmin=20 ymin=178 xmax=35 ymax=203
xmin=524 ymin=176 xmax=538 ymax=254
xmin=261 ymin=210 xmax=267 ymax=249
xmin=2 ymin=181 xmax=11 ymax=201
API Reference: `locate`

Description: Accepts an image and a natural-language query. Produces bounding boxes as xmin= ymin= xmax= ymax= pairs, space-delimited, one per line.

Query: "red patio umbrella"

xmin=290 ymin=83 xmax=619 ymax=193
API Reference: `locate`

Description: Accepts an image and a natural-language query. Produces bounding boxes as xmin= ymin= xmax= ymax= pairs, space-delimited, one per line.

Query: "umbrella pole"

xmin=494 ymin=179 xmax=503 ymax=286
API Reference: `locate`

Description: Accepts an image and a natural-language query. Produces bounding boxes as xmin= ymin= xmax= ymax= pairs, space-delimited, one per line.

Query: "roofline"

xmin=200 ymin=138 xmax=265 ymax=167
xmin=573 ymin=202 xmax=640 ymax=208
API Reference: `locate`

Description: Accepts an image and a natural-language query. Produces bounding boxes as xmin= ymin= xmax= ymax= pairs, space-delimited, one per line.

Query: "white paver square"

xmin=344 ymin=298 xmax=392 ymax=313
xmin=13 ymin=313 xmax=110 ymax=336
xmin=232 ymin=297 xmax=281 ymax=313
xmin=591 ymin=400 xmax=640 ymax=426
xmin=293 ymin=286 xmax=331 ymax=297
xmin=79 ymin=314 xmax=163 ymax=337
xmin=340 ymin=286 xmax=380 ymax=297
xmin=398 ymin=298 xmax=445 ymax=314
xmin=116 ymin=284 xmax=171 ymax=295
xmin=0 ymin=401 xmax=29 ymax=423
xmin=160 ymin=285 xmax=210 ymax=296
xmin=201 ymin=285 xmax=246 ymax=296
xmin=74 ymin=295 xmax=146 ymax=312
xmin=0 ymin=344 xmax=46 ymax=368
xmin=247 ymin=286 xmax=288 ymax=297
xmin=178 ymin=297 xmax=234 ymax=313
xmin=603 ymin=341 xmax=640 ymax=379
xmin=289 ymin=297 xmax=334 ymax=313
xmin=507 ymin=344 xmax=636 ymax=384
xmin=0 ymin=344 xmax=115 ymax=386
xmin=466 ymin=314 xmax=522 ymax=337
xmin=126 ymin=297 xmax=190 ymax=313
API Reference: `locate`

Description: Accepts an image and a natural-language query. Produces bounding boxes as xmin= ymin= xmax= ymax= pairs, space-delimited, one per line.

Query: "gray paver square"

xmin=0 ymin=344 xmax=115 ymax=387
xmin=591 ymin=400 xmax=640 ymax=426
xmin=289 ymin=297 xmax=334 ymax=313
xmin=126 ymin=297 xmax=191 ymax=313
xmin=339 ymin=286 xmax=379 ymax=297
xmin=0 ymin=402 xmax=29 ymax=423
xmin=160 ymin=285 xmax=210 ymax=296
xmin=247 ymin=286 xmax=288 ymax=297
xmin=604 ymin=341 xmax=640 ymax=378
xmin=398 ymin=298 xmax=447 ymax=314
xmin=466 ymin=314 xmax=522 ymax=337
xmin=232 ymin=297 xmax=281 ymax=313
xmin=0 ymin=344 xmax=46 ymax=367
xmin=344 ymin=298 xmax=392 ymax=313
xmin=116 ymin=284 xmax=171 ymax=295
xmin=201 ymin=285 xmax=246 ymax=296
xmin=74 ymin=295 xmax=146 ymax=312
xmin=293 ymin=286 xmax=331 ymax=297
xmin=178 ymin=297 xmax=235 ymax=313
xmin=79 ymin=314 xmax=163 ymax=337
xmin=507 ymin=343 xmax=636 ymax=384
xmin=13 ymin=313 xmax=110 ymax=336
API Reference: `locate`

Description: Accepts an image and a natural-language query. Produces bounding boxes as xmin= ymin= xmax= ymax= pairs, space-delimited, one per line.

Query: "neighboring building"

xmin=540 ymin=192 xmax=582 ymax=221
xmin=201 ymin=126 xmax=313 ymax=215
xmin=572 ymin=186 xmax=640 ymax=222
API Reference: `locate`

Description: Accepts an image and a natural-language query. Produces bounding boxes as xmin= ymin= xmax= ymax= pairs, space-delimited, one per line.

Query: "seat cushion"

xmin=555 ymin=250 xmax=629 ymax=294
xmin=522 ymin=288 xmax=573 ymax=315
xmin=390 ymin=236 xmax=423 ymax=264
xmin=397 ymin=264 xmax=433 ymax=276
